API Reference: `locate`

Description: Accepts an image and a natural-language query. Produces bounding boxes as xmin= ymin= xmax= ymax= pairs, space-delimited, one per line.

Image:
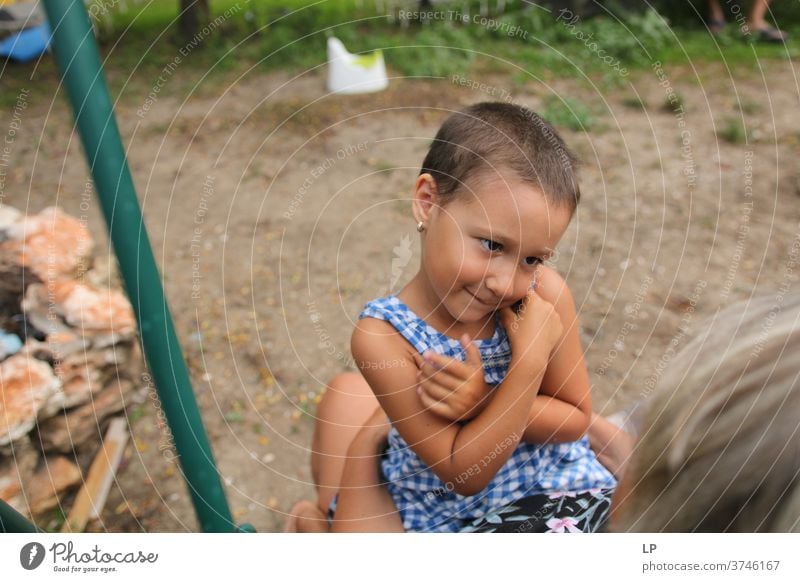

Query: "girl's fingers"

xmin=418 ymin=389 xmax=440 ymax=410
xmin=419 ymin=359 xmax=463 ymax=387
xmin=422 ymin=350 xmax=468 ymax=378
xmin=418 ymin=379 xmax=455 ymax=402
xmin=418 ymin=368 xmax=461 ymax=394
xmin=418 ymin=391 xmax=455 ymax=420
xmin=459 ymin=334 xmax=482 ymax=366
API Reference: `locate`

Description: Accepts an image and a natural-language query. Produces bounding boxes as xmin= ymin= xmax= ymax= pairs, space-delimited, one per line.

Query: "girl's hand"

xmin=499 ymin=287 xmax=564 ymax=367
xmin=413 ymin=335 xmax=492 ymax=422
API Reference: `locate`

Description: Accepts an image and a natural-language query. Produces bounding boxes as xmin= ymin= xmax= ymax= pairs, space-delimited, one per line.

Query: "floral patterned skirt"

xmin=460 ymin=488 xmax=615 ymax=533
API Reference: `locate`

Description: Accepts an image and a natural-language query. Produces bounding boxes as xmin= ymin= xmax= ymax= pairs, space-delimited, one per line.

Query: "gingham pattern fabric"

xmin=358 ymin=294 xmax=617 ymax=533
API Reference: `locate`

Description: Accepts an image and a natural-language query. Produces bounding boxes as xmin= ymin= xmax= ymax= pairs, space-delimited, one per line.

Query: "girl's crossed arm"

xmin=520 ymin=266 xmax=593 ymax=443
xmin=351 ymin=290 xmax=563 ymax=497
xmin=416 ymin=266 xmax=593 ymax=445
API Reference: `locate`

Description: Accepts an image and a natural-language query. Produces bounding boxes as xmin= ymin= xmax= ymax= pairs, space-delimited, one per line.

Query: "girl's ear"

xmin=412 ymin=173 xmax=439 ymax=225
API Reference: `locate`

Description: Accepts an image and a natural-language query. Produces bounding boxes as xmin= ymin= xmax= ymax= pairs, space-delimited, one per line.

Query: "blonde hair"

xmin=612 ymin=294 xmax=800 ymax=532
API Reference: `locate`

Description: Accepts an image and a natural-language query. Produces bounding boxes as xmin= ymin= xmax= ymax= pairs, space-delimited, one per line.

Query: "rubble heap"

xmin=0 ymin=204 xmax=143 ymax=523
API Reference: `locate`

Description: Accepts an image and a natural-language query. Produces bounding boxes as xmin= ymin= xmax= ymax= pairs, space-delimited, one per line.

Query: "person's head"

xmin=611 ymin=294 xmax=800 ymax=532
xmin=412 ymin=102 xmax=580 ymax=323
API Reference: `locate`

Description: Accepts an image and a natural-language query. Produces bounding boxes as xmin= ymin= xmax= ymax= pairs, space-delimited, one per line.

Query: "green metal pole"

xmin=41 ymin=0 xmax=235 ymax=532
xmin=0 ymin=499 xmax=40 ymax=533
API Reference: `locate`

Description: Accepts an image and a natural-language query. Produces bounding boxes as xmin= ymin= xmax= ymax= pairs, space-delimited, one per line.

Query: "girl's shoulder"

xmin=354 ymin=294 xmax=437 ymax=356
xmin=351 ymin=306 xmax=419 ymax=378
xmin=358 ymin=294 xmax=403 ymax=321
xmin=358 ymin=294 xmax=428 ymax=336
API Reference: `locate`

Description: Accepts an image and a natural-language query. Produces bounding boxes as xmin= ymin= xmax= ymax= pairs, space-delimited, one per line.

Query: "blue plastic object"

xmin=0 ymin=23 xmax=51 ymax=62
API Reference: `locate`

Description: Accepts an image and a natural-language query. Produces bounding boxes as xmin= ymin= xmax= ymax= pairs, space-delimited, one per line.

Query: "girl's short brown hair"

xmin=420 ymin=102 xmax=580 ymax=211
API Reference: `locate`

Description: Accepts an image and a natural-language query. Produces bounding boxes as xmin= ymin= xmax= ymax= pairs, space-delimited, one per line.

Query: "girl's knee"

xmin=327 ymin=372 xmax=371 ymax=396
xmin=318 ymin=372 xmax=374 ymax=416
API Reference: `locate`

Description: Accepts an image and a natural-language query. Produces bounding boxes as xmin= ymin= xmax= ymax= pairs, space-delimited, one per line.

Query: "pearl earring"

xmin=416 ymin=221 xmax=425 ymax=232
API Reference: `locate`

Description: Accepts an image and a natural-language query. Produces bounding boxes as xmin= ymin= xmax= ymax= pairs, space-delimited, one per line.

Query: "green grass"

xmin=718 ymin=117 xmax=749 ymax=144
xmin=43 ymin=506 xmax=67 ymax=533
xmin=663 ymin=91 xmax=686 ymax=113
xmin=736 ymin=100 xmax=762 ymax=115
xmin=542 ymin=95 xmax=595 ymax=132
xmin=89 ymin=0 xmax=800 ymax=79
xmin=622 ymin=96 xmax=648 ymax=110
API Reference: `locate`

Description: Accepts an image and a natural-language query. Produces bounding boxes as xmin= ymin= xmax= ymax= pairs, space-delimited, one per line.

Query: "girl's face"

xmin=415 ymin=169 xmax=573 ymax=324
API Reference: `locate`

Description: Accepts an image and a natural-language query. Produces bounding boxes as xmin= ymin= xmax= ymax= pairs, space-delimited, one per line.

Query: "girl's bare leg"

xmin=311 ymin=372 xmax=382 ymax=514
xmin=290 ymin=373 xmax=631 ymax=531
xmin=287 ymin=372 xmax=403 ymax=532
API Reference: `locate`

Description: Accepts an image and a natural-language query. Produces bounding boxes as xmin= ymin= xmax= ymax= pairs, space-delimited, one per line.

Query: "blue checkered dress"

xmin=332 ymin=294 xmax=616 ymax=533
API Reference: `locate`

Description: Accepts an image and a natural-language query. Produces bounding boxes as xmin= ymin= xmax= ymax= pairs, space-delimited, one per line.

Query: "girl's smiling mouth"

xmin=465 ymin=288 xmax=498 ymax=307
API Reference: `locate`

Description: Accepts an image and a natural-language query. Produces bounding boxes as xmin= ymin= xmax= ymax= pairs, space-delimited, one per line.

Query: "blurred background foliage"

xmin=7 ymin=0 xmax=794 ymax=91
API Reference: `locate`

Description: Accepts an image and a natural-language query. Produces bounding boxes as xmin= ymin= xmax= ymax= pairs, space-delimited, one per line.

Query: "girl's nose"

xmin=484 ymin=270 xmax=516 ymax=301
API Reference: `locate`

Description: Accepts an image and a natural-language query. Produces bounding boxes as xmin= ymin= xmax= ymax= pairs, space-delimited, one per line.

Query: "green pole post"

xmin=0 ymin=499 xmax=40 ymax=533
xmin=40 ymin=0 xmax=235 ymax=532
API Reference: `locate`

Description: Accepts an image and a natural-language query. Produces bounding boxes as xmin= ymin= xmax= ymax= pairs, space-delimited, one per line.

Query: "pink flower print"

xmin=548 ymin=491 xmax=577 ymax=500
xmin=546 ymin=517 xmax=582 ymax=533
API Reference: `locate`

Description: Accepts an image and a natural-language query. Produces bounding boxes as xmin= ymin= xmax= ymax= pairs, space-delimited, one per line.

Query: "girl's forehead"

xmin=460 ymin=176 xmax=552 ymax=220
xmin=463 ymin=169 xmax=543 ymax=200
xmin=449 ymin=175 xmax=572 ymax=245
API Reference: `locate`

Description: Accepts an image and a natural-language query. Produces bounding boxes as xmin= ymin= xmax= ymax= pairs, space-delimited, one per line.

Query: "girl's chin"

xmin=452 ymin=300 xmax=496 ymax=322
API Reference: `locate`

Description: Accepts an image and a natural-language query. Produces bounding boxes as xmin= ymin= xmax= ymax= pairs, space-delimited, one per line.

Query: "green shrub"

xmin=542 ymin=95 xmax=595 ymax=131
xmin=718 ymin=118 xmax=748 ymax=144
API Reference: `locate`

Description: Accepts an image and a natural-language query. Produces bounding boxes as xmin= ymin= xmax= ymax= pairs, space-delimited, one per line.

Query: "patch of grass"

xmin=298 ymin=399 xmax=314 ymax=420
xmin=655 ymin=25 xmax=799 ymax=66
xmin=718 ymin=118 xmax=749 ymax=144
xmin=511 ymin=71 xmax=529 ymax=87
xmin=736 ymin=100 xmax=762 ymax=115
xmin=662 ymin=92 xmax=685 ymax=113
xmin=43 ymin=506 xmax=67 ymax=532
xmin=128 ymin=405 xmax=147 ymax=424
xmin=542 ymin=95 xmax=595 ymax=132
xmin=372 ymin=159 xmax=395 ymax=173
xmin=622 ymin=96 xmax=648 ymax=110
xmin=579 ymin=8 xmax=673 ymax=67
xmin=224 ymin=411 xmax=244 ymax=423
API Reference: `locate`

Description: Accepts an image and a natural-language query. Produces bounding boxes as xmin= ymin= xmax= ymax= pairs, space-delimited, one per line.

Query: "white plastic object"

xmin=326 ymin=36 xmax=388 ymax=95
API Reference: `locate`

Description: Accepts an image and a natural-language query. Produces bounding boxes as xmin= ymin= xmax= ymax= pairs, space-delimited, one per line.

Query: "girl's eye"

xmin=524 ymin=257 xmax=543 ymax=267
xmin=480 ymin=238 xmax=542 ymax=266
xmin=479 ymin=238 xmax=503 ymax=252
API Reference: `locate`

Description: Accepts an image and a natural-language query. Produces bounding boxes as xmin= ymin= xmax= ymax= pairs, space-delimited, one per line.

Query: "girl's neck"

xmin=396 ymin=272 xmax=497 ymax=341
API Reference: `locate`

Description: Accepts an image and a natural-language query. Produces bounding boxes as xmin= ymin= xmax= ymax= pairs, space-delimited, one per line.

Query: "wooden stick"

xmin=62 ymin=417 xmax=128 ymax=532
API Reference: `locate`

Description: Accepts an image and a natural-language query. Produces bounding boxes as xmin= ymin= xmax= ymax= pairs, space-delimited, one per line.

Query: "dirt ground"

xmin=3 ymin=56 xmax=799 ymax=532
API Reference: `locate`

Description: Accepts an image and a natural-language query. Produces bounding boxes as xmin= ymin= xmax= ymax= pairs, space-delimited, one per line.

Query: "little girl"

xmin=287 ymin=102 xmax=618 ymax=533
